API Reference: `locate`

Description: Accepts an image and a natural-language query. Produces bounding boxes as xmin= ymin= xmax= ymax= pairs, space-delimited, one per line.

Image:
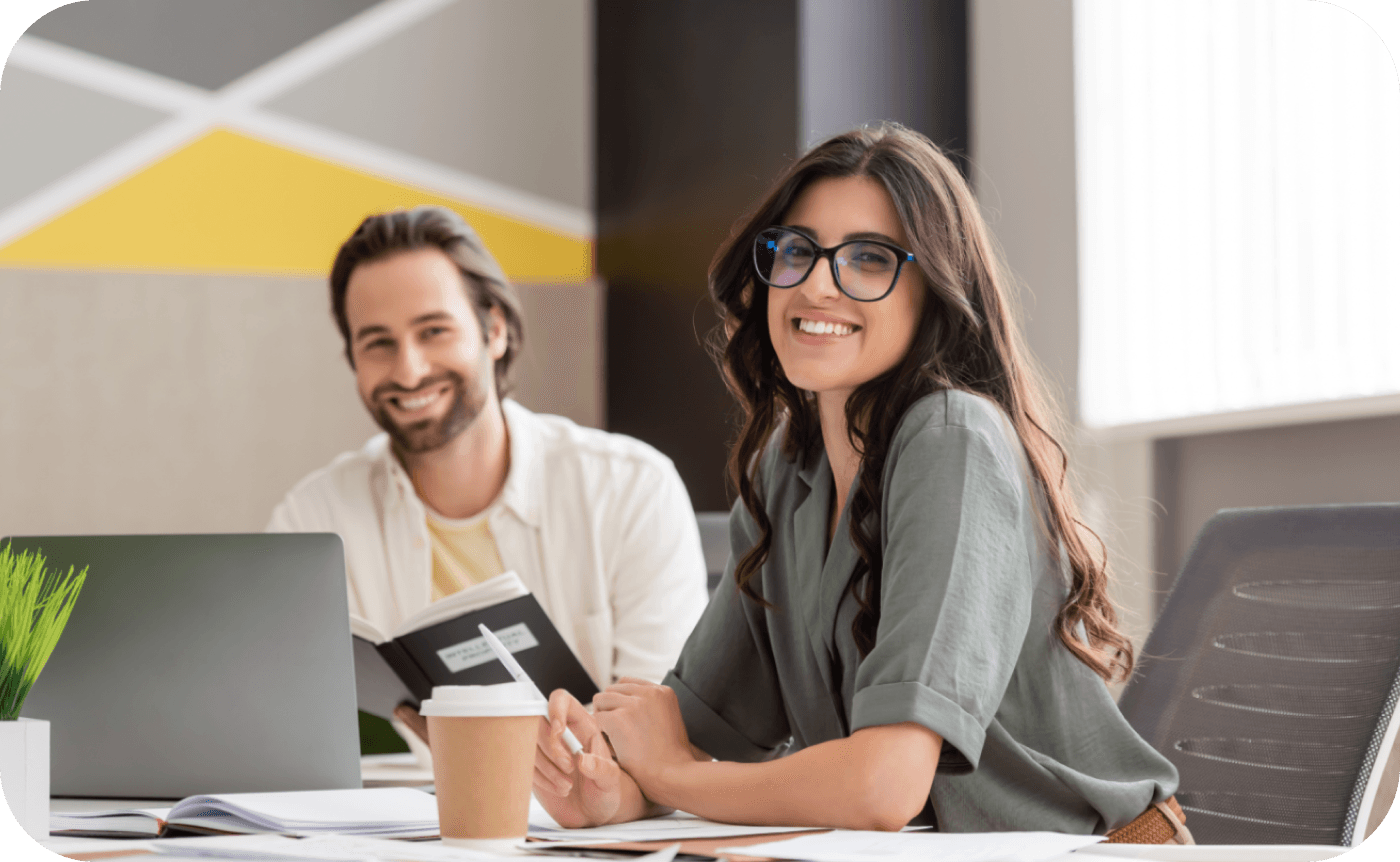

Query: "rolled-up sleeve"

xmin=850 ymin=421 xmax=1035 ymax=774
xmin=665 ymin=499 xmax=791 ymax=762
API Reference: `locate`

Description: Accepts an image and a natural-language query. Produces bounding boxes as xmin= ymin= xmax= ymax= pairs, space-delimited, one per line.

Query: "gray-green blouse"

xmin=663 ymin=390 xmax=1178 ymax=833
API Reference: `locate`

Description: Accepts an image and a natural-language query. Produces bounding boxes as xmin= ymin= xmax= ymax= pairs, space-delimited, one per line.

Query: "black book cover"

xmin=377 ymin=594 xmax=599 ymax=706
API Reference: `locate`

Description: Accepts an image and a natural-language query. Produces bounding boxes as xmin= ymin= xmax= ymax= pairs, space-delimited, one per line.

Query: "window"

xmin=1074 ymin=0 xmax=1400 ymax=430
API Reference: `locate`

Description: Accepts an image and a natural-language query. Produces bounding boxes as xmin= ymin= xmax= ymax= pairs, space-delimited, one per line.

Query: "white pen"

xmin=477 ymin=623 xmax=584 ymax=755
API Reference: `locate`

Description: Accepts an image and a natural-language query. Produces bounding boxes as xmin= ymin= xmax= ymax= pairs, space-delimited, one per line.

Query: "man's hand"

xmin=592 ymin=678 xmax=698 ymax=797
xmin=392 ymin=703 xmax=428 ymax=745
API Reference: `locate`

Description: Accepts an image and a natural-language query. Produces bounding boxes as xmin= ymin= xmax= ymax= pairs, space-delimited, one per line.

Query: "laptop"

xmin=10 ymin=533 xmax=362 ymax=798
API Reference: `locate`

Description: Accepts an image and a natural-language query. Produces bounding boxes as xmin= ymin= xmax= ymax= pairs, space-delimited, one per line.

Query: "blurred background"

xmin=1 ymin=0 xmax=1397 ymax=651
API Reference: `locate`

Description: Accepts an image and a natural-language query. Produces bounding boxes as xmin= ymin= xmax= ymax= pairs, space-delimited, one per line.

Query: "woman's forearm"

xmin=641 ymin=723 xmax=941 ymax=832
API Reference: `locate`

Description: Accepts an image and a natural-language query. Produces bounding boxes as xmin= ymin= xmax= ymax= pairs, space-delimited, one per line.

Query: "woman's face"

xmin=766 ymin=175 xmax=925 ymax=403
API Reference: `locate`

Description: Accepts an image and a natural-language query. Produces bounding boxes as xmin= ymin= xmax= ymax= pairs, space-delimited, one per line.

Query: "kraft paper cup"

xmin=420 ymin=683 xmax=548 ymax=852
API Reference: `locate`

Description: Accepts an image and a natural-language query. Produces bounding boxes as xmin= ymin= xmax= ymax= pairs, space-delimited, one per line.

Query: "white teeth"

xmin=397 ymin=392 xmax=440 ymax=410
xmin=797 ymin=318 xmax=854 ymax=336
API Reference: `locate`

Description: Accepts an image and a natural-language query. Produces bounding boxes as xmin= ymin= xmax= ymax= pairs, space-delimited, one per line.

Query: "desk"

xmin=38 ymin=805 xmax=1354 ymax=862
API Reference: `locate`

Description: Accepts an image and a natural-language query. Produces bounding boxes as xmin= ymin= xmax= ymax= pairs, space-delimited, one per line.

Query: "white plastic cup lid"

xmin=419 ymin=682 xmax=548 ymax=717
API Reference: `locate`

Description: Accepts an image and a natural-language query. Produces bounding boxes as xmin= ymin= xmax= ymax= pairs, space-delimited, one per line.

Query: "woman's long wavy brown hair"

xmin=707 ymin=123 xmax=1132 ymax=683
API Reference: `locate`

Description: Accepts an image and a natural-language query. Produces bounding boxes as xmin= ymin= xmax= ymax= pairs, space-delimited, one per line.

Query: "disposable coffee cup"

xmin=420 ymin=682 xmax=548 ymax=852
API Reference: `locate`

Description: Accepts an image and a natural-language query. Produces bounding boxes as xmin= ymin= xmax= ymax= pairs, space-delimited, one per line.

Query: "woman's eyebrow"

xmin=784 ymin=224 xmax=904 ymax=246
xmin=844 ymin=230 xmax=903 ymax=245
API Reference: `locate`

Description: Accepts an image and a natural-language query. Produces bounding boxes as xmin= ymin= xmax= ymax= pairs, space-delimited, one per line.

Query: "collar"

xmin=367 ymin=398 xmax=542 ymax=528
xmin=795 ymin=444 xmax=829 ymax=489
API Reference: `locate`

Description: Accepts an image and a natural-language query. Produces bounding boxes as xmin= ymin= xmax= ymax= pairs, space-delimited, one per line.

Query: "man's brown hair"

xmin=329 ymin=206 xmax=524 ymax=396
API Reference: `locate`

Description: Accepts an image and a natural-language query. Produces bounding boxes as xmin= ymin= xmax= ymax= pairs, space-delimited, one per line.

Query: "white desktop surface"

xmin=1066 ymin=844 xmax=1348 ymax=861
xmin=38 ymin=796 xmax=1354 ymax=862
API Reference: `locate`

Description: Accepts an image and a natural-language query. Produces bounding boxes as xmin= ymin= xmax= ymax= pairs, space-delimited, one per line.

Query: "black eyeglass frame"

xmin=752 ymin=226 xmax=916 ymax=302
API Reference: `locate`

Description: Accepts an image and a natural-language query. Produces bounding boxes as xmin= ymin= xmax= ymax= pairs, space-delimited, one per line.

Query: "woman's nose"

xmin=799 ymin=254 xmax=843 ymax=301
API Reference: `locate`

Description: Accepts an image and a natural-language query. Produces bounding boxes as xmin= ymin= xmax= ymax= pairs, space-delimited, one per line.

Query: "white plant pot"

xmin=0 ymin=717 xmax=49 ymax=842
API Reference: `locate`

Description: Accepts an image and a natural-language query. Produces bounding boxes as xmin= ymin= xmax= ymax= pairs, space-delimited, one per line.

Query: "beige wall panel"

xmin=0 ymin=270 xmax=378 ymax=535
xmin=1158 ymin=414 xmax=1400 ymax=581
xmin=971 ymin=0 xmax=1080 ymax=420
xmin=513 ymin=280 xmax=604 ymax=431
xmin=0 ymin=271 xmax=603 ymax=537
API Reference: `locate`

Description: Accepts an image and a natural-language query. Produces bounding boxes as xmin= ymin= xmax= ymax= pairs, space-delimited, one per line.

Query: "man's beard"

xmin=368 ymin=369 xmax=486 ymax=454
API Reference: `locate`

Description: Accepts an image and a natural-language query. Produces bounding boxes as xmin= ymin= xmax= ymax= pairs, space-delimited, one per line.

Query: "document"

xmin=717 ymin=829 xmax=1105 ymax=862
xmin=149 ymin=833 xmax=681 ymax=861
xmin=529 ymin=808 xmax=823 ymax=842
xmin=53 ymin=788 xmax=440 ymax=839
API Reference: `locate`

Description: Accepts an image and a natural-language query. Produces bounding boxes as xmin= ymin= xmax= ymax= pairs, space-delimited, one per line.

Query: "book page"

xmin=350 ymin=614 xmax=387 ymax=644
xmin=391 ymin=570 xmax=529 ymax=638
xmin=165 ymin=787 xmax=439 ymax=833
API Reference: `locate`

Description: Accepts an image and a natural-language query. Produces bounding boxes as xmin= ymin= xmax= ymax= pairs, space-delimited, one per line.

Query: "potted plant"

xmin=0 ymin=544 xmax=86 ymax=842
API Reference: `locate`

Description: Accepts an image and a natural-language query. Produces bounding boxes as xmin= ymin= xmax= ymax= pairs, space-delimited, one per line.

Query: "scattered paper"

xmin=1072 ymin=845 xmax=1348 ymax=862
xmin=529 ymin=807 xmax=823 ymax=842
xmin=718 ymin=829 xmax=1104 ymax=862
xmin=149 ymin=833 xmax=680 ymax=862
xmin=164 ymin=787 xmax=439 ymax=838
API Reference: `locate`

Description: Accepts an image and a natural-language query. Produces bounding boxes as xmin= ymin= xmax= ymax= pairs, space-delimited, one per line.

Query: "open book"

xmin=49 ymin=788 xmax=439 ymax=839
xmin=351 ymin=571 xmax=599 ymax=720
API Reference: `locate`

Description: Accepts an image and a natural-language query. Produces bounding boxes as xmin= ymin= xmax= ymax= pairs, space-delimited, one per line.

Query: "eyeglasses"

xmin=752 ymin=227 xmax=915 ymax=302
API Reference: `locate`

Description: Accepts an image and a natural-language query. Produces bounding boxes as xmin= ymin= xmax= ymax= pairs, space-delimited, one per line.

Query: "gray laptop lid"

xmin=11 ymin=533 xmax=361 ymax=798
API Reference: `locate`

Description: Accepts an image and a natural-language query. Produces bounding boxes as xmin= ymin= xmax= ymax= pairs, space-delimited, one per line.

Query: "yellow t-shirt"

xmin=426 ymin=505 xmax=506 ymax=601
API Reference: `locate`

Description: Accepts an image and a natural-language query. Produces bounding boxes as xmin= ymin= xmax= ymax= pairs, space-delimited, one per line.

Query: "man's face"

xmin=344 ymin=248 xmax=507 ymax=454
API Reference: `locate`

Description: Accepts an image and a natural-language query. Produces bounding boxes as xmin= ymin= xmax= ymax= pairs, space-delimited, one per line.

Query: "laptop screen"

xmin=10 ymin=533 xmax=361 ymax=798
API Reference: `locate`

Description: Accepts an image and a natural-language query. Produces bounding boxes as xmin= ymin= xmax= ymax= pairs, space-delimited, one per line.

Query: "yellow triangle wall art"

xmin=0 ymin=129 xmax=591 ymax=283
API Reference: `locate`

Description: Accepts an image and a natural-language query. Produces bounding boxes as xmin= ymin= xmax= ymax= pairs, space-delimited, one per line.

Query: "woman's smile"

xmin=792 ymin=313 xmax=860 ymax=339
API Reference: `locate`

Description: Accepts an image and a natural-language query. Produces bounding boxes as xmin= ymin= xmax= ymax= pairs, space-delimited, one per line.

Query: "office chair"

xmin=1118 ymin=504 xmax=1400 ymax=846
xmin=696 ymin=511 xmax=730 ymax=594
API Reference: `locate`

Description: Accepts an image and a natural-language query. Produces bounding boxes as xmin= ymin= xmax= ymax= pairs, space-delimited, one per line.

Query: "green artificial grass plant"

xmin=0 ymin=543 xmax=87 ymax=721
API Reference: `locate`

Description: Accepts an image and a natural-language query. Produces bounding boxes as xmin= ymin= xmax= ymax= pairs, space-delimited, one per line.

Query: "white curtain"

xmin=1074 ymin=0 xmax=1400 ymax=429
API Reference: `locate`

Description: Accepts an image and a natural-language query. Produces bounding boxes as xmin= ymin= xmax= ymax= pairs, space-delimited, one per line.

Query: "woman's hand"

xmin=533 ymin=689 xmax=636 ymax=828
xmin=592 ymin=678 xmax=698 ymax=798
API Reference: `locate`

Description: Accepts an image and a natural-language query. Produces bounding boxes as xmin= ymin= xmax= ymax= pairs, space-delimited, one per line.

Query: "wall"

xmin=1155 ymin=414 xmax=1400 ymax=588
xmin=971 ymin=0 xmax=1158 ymax=646
xmin=799 ymin=0 xmax=968 ymax=157
xmin=0 ymin=0 xmax=600 ymax=537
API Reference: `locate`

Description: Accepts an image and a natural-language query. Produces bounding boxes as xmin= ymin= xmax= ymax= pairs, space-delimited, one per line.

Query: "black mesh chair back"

xmin=1118 ymin=504 xmax=1400 ymax=845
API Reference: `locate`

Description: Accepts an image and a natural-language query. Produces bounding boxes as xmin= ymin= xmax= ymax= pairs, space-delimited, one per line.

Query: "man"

xmin=268 ymin=206 xmax=707 ymax=686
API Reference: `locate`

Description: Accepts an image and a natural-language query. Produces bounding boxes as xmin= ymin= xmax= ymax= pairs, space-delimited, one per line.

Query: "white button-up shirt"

xmin=267 ymin=399 xmax=708 ymax=686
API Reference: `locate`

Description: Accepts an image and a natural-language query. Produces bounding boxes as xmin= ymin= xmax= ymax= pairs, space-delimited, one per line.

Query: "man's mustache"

xmin=371 ymin=372 xmax=461 ymax=402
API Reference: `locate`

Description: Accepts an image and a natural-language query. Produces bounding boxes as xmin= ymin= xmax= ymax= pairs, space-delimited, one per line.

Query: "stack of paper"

xmin=528 ymin=796 xmax=820 ymax=843
xmin=51 ymin=789 xmax=440 ymax=839
xmin=160 ymin=788 xmax=440 ymax=838
xmin=51 ymin=807 xmax=173 ymax=839
xmin=147 ymin=833 xmax=682 ymax=861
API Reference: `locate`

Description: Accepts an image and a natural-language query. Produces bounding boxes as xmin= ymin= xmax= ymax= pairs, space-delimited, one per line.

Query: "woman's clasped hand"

xmin=533 ymin=682 xmax=693 ymax=827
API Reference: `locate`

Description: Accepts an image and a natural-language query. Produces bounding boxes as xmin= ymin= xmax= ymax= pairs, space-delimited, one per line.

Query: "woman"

xmin=533 ymin=124 xmax=1183 ymax=837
